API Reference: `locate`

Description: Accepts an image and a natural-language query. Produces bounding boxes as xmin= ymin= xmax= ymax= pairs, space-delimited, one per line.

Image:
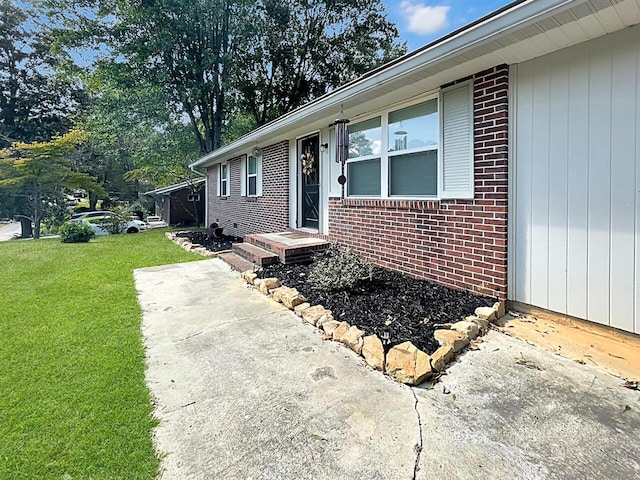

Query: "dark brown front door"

xmin=299 ymin=135 xmax=320 ymax=229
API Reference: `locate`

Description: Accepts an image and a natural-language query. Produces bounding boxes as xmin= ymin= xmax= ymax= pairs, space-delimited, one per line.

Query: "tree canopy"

xmin=47 ymin=0 xmax=406 ymax=153
xmin=0 ymin=0 xmax=86 ymax=147
xmin=0 ymin=130 xmax=106 ymax=238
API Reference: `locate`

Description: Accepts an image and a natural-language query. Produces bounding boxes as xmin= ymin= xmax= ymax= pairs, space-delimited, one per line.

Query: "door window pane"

xmin=349 ymin=117 xmax=381 ymax=158
xmin=388 ymin=99 xmax=438 ymax=152
xmin=348 ymin=158 xmax=381 ymax=196
xmin=389 ymin=151 xmax=437 ymax=196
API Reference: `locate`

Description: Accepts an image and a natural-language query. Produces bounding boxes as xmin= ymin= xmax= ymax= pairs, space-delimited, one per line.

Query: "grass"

xmin=0 ymin=230 xmax=202 ymax=479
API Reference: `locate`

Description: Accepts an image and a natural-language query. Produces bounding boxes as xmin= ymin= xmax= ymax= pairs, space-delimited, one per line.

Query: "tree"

xmin=47 ymin=0 xmax=405 ymax=154
xmin=0 ymin=0 xmax=86 ymax=147
xmin=235 ymin=0 xmax=406 ymax=127
xmin=0 ymin=130 xmax=106 ymax=238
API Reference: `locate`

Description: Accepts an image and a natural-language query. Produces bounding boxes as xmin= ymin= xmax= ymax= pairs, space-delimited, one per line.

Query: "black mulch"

xmin=261 ymin=262 xmax=495 ymax=355
xmin=175 ymin=231 xmax=243 ymax=252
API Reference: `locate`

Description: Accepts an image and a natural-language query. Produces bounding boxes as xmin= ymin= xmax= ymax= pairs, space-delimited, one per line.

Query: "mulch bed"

xmin=175 ymin=231 xmax=243 ymax=252
xmin=261 ymin=262 xmax=495 ymax=355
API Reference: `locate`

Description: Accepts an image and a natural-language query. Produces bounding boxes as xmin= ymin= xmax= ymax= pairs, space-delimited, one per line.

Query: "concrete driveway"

xmin=0 ymin=221 xmax=21 ymax=241
xmin=135 ymin=259 xmax=640 ymax=480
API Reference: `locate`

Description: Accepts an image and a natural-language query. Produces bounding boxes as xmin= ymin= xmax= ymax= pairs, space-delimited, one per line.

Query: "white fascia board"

xmin=189 ymin=0 xmax=584 ymax=170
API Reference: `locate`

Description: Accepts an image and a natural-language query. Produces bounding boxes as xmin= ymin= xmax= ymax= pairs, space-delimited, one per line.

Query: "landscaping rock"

xmin=259 ymin=277 xmax=281 ymax=295
xmin=302 ymin=305 xmax=329 ymax=326
xmin=315 ymin=312 xmax=334 ymax=327
xmin=294 ymin=302 xmax=311 ymax=317
xmin=281 ymin=289 xmax=306 ymax=310
xmin=322 ymin=320 xmax=341 ymax=336
xmin=385 ymin=341 xmax=432 ymax=385
xmin=466 ymin=315 xmax=490 ymax=332
xmin=362 ymin=335 xmax=385 ymax=371
xmin=430 ymin=345 xmax=454 ymax=372
xmin=475 ymin=306 xmax=497 ymax=322
xmin=434 ymin=329 xmax=469 ymax=353
xmin=336 ymin=325 xmax=365 ymax=355
xmin=450 ymin=321 xmax=480 ymax=339
xmin=242 ymin=270 xmax=258 ymax=284
xmin=270 ymin=286 xmax=288 ymax=303
xmin=332 ymin=321 xmax=350 ymax=342
xmin=253 ymin=278 xmax=263 ymax=287
xmin=494 ymin=301 xmax=506 ymax=319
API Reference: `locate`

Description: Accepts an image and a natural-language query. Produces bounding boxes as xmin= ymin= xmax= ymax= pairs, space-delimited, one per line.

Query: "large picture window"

xmin=344 ymin=84 xmax=473 ymax=199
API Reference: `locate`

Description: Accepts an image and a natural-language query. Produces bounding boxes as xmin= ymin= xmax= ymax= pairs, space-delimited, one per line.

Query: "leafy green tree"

xmin=47 ymin=0 xmax=405 ymax=153
xmin=0 ymin=130 xmax=106 ymax=238
xmin=236 ymin=0 xmax=406 ymax=126
xmin=0 ymin=0 xmax=86 ymax=147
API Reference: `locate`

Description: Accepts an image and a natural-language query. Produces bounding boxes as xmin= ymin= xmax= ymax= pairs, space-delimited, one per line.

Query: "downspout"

xmin=190 ymin=165 xmax=208 ymax=227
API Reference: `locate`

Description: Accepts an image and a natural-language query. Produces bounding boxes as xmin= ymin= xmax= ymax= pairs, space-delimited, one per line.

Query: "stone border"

xmin=241 ymin=270 xmax=505 ymax=386
xmin=165 ymin=231 xmax=223 ymax=257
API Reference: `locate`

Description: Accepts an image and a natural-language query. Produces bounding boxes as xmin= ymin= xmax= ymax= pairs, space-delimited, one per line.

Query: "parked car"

xmin=70 ymin=211 xmax=148 ymax=235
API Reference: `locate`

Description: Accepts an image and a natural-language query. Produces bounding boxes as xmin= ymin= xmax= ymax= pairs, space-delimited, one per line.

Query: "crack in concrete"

xmin=411 ymin=388 xmax=424 ymax=480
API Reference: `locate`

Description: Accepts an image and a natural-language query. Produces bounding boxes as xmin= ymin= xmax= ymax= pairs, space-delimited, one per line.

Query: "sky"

xmin=382 ymin=0 xmax=514 ymax=52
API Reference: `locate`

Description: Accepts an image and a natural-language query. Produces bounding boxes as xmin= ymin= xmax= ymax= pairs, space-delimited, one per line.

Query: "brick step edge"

xmin=232 ymin=242 xmax=279 ymax=266
xmin=218 ymin=252 xmax=257 ymax=272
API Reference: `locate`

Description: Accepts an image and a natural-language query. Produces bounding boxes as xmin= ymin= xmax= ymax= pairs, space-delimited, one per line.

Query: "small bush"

xmin=97 ymin=206 xmax=130 ymax=234
xmin=308 ymin=244 xmax=372 ymax=292
xmin=59 ymin=221 xmax=95 ymax=243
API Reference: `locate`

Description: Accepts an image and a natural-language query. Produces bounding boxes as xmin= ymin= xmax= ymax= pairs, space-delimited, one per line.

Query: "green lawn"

xmin=0 ymin=230 xmax=202 ymax=479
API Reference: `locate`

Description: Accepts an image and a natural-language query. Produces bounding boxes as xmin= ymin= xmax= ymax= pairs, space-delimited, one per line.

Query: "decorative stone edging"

xmin=165 ymin=231 xmax=219 ymax=257
xmin=241 ymin=269 xmax=505 ymax=386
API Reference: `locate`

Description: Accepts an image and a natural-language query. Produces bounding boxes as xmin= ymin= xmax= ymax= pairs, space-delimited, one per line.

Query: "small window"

xmin=187 ymin=193 xmax=201 ymax=202
xmin=219 ymin=162 xmax=229 ymax=197
xmin=247 ymin=156 xmax=258 ymax=196
xmin=242 ymin=154 xmax=262 ymax=197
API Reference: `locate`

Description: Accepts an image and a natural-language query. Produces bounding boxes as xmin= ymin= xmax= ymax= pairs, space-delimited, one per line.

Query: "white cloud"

xmin=399 ymin=1 xmax=450 ymax=36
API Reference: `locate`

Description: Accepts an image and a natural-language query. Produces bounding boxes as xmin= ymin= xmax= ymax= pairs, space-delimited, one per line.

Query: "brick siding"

xmin=327 ymin=65 xmax=510 ymax=300
xmin=206 ymin=141 xmax=289 ymax=237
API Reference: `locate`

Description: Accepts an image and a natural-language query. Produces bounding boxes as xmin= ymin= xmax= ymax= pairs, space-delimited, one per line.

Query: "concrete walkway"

xmin=135 ymin=259 xmax=640 ymax=480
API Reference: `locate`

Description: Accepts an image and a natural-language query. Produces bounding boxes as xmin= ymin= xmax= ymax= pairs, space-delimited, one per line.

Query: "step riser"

xmin=232 ymin=243 xmax=279 ymax=267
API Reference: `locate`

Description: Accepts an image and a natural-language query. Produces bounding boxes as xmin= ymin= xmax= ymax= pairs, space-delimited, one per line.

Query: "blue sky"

xmin=383 ymin=0 xmax=513 ymax=52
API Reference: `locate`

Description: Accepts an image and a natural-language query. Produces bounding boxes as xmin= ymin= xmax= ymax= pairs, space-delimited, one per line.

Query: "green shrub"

xmin=97 ymin=206 xmax=130 ymax=234
xmin=59 ymin=221 xmax=95 ymax=243
xmin=308 ymin=244 xmax=373 ymax=292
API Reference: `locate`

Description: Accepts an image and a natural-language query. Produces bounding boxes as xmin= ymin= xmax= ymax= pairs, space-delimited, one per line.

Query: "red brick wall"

xmin=328 ymin=65 xmax=509 ymax=299
xmin=206 ymin=141 xmax=290 ymax=237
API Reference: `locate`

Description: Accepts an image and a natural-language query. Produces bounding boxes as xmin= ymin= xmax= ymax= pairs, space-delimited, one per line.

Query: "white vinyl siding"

xmin=511 ymin=23 xmax=640 ymax=334
xmin=441 ymin=82 xmax=474 ymax=199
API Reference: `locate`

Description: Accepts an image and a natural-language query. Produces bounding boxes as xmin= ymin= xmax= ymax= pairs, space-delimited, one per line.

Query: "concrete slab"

xmin=136 ymin=259 xmax=640 ymax=480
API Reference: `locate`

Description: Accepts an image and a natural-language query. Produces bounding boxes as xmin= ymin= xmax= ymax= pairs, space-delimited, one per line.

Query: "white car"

xmin=71 ymin=211 xmax=148 ymax=235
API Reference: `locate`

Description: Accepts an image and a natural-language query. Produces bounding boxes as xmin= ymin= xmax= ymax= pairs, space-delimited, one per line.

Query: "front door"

xmin=299 ymin=135 xmax=320 ymax=229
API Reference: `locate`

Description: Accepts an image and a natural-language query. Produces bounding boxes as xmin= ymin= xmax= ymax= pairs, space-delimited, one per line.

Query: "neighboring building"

xmin=144 ymin=178 xmax=206 ymax=227
xmin=191 ymin=0 xmax=640 ymax=336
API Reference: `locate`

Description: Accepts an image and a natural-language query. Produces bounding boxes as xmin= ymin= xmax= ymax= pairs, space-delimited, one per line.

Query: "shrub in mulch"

xmin=261 ymin=261 xmax=495 ymax=355
xmin=175 ymin=230 xmax=243 ymax=252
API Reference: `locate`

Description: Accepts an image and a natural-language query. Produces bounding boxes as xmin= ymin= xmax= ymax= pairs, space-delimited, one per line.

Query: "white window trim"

xmin=218 ymin=162 xmax=229 ymax=197
xmin=187 ymin=193 xmax=201 ymax=202
xmin=344 ymin=86 xmax=473 ymax=200
xmin=241 ymin=154 xmax=263 ymax=197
